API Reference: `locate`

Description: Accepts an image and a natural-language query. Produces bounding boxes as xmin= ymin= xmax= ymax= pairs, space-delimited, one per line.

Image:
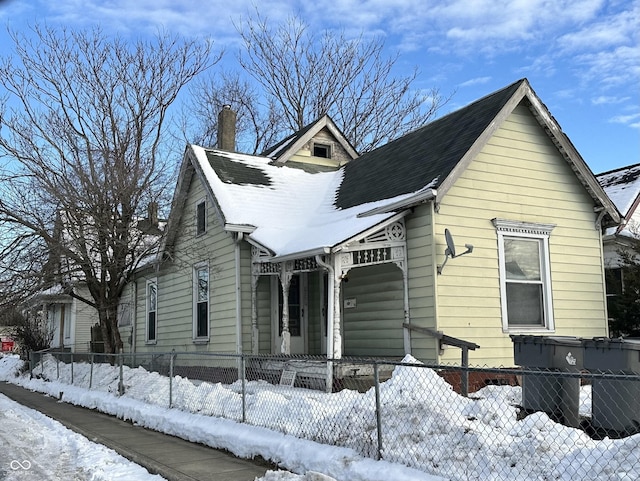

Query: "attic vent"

xmin=313 ymin=142 xmax=331 ymax=159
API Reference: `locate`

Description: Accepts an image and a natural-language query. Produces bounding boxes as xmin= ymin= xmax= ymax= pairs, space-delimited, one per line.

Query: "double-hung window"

xmin=493 ymin=219 xmax=555 ymax=332
xmin=193 ymin=263 xmax=209 ymax=340
xmin=146 ymin=279 xmax=157 ymax=343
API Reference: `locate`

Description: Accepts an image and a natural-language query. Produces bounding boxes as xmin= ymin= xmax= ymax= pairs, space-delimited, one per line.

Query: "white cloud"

xmin=458 ymin=76 xmax=491 ymax=87
xmin=609 ymin=112 xmax=640 ymax=126
xmin=592 ymin=96 xmax=631 ymax=105
xmin=557 ymin=1 xmax=639 ymax=52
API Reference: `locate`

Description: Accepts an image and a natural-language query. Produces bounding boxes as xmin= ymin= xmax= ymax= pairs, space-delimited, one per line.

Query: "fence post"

xmin=461 ymin=347 xmax=469 ymax=397
xmin=241 ymin=355 xmax=247 ymax=423
xmin=373 ymin=361 xmax=383 ymax=460
xmin=70 ymin=352 xmax=74 ymax=384
xmin=56 ymin=355 xmax=60 ymax=380
xmin=169 ymin=350 xmax=175 ymax=408
xmin=89 ymin=353 xmax=94 ymax=389
xmin=29 ymin=351 xmax=34 ymax=378
xmin=118 ymin=350 xmax=125 ymax=396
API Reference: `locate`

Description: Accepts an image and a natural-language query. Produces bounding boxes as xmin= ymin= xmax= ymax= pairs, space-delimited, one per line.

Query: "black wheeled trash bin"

xmin=583 ymin=337 xmax=640 ymax=437
xmin=511 ymin=335 xmax=584 ymax=428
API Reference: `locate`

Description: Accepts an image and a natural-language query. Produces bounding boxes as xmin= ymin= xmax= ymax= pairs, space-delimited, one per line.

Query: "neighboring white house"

xmin=597 ymin=163 xmax=640 ymax=322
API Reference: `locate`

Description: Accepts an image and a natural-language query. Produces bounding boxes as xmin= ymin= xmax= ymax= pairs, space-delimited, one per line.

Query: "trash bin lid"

xmin=510 ymin=335 xmax=582 ymax=346
xmin=583 ymin=337 xmax=640 ymax=350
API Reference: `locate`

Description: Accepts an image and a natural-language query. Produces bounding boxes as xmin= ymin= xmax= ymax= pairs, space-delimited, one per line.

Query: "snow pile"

xmin=0 ymin=392 xmax=164 ymax=481
xmin=2 ymin=353 xmax=640 ymax=481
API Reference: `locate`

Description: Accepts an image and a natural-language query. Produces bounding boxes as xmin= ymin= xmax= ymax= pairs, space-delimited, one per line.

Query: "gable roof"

xmin=163 ymin=79 xmax=620 ymax=261
xmin=336 ymin=79 xmax=620 ymax=227
xmin=261 ymin=114 xmax=358 ymax=164
xmin=336 ymin=80 xmax=523 ymax=209
xmin=597 ymin=163 xmax=640 ymax=236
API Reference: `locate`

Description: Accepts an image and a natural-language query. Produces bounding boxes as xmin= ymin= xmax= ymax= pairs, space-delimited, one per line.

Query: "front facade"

xmin=129 ymin=80 xmax=620 ymax=367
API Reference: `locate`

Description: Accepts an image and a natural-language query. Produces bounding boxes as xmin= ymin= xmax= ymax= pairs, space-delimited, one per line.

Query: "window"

xmin=312 ymin=142 xmax=331 ymax=159
xmin=62 ymin=305 xmax=71 ymax=339
xmin=193 ymin=264 xmax=209 ymax=340
xmin=196 ymin=200 xmax=206 ymax=235
xmin=146 ymin=279 xmax=157 ymax=343
xmin=493 ymin=219 xmax=555 ymax=331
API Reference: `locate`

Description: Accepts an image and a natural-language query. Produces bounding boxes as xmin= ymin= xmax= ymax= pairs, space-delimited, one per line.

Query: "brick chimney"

xmin=217 ymin=104 xmax=236 ymax=152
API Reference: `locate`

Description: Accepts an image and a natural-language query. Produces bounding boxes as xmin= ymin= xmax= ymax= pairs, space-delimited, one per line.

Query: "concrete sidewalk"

xmin=0 ymin=382 xmax=274 ymax=481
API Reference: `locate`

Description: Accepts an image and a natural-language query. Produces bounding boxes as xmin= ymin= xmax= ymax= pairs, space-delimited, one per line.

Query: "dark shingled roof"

xmin=335 ymin=79 xmax=526 ymax=209
xmin=206 ymin=151 xmax=271 ymax=186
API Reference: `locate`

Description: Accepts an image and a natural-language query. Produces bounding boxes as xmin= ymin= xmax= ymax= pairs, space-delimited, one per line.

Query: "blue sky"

xmin=0 ymin=0 xmax=637 ymax=175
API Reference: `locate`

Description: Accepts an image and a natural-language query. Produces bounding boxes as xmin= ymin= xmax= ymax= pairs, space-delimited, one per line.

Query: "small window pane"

xmin=504 ymin=238 xmax=541 ymax=280
xmin=148 ymin=283 xmax=157 ymax=311
xmin=313 ymin=143 xmax=331 ymax=158
xmin=147 ymin=311 xmax=156 ymax=340
xmin=506 ymin=283 xmax=544 ymax=325
xmin=196 ymin=302 xmax=208 ymax=337
xmin=196 ymin=202 xmax=206 ymax=235
xmin=197 ymin=268 xmax=208 ymax=302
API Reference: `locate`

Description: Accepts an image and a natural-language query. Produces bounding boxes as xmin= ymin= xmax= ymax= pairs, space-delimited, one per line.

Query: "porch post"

xmin=279 ymin=263 xmax=293 ymax=355
xmin=331 ymin=254 xmax=348 ymax=361
xmin=250 ymin=269 xmax=259 ymax=354
xmin=395 ymin=248 xmax=411 ymax=356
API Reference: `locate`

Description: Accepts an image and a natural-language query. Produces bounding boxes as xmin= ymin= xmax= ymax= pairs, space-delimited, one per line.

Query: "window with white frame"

xmin=312 ymin=142 xmax=332 ymax=159
xmin=196 ymin=199 xmax=206 ymax=236
xmin=493 ymin=219 xmax=555 ymax=331
xmin=146 ymin=279 xmax=157 ymax=342
xmin=61 ymin=304 xmax=71 ymax=340
xmin=193 ymin=263 xmax=209 ymax=340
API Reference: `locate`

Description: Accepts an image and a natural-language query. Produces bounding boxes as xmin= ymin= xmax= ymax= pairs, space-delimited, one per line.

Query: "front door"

xmin=273 ymin=274 xmax=307 ymax=354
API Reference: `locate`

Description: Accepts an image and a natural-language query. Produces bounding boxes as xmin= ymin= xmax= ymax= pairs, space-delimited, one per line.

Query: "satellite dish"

xmin=445 ymin=229 xmax=456 ymax=257
xmin=437 ymin=229 xmax=474 ymax=274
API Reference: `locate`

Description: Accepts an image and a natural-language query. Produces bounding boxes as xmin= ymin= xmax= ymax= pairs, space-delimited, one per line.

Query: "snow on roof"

xmin=597 ymin=164 xmax=640 ymax=237
xmin=192 ymin=145 xmax=434 ymax=258
xmin=597 ymin=163 xmax=640 ymax=217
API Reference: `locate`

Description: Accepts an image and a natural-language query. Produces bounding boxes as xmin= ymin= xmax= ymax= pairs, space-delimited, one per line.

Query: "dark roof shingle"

xmin=335 ymin=79 xmax=526 ymax=209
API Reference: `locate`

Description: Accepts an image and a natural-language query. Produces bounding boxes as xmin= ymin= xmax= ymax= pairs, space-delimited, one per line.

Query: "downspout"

xmin=594 ymin=210 xmax=610 ymax=337
xmin=315 ymin=253 xmax=335 ymax=393
xmin=235 ymin=233 xmax=244 ymax=354
xmin=430 ymin=200 xmax=441 ymax=360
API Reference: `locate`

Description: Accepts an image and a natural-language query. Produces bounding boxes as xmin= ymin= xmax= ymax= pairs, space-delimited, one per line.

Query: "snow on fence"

xmin=28 ymin=350 xmax=640 ymax=481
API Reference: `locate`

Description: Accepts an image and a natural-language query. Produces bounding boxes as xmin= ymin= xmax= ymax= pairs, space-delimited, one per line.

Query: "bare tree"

xmin=188 ymin=71 xmax=284 ymax=154
xmin=191 ymin=13 xmax=448 ymax=154
xmin=0 ymin=25 xmax=219 ymax=353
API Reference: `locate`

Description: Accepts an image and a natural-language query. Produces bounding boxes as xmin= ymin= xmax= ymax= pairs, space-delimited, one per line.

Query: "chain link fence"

xmin=28 ymin=350 xmax=640 ymax=480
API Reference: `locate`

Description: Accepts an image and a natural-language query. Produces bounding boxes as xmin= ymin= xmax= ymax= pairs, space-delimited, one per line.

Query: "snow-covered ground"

xmin=1 ymin=353 xmax=639 ymax=481
xmin=0 ymin=393 xmax=165 ymax=481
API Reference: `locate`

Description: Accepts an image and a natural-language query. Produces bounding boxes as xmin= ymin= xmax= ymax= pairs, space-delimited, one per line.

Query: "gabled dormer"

xmin=262 ymin=115 xmax=358 ymax=171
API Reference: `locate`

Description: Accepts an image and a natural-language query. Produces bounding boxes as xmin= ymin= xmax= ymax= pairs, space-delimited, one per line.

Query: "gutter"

xmin=268 ymin=247 xmax=330 ymax=263
xmin=357 ymin=188 xmax=437 ymax=217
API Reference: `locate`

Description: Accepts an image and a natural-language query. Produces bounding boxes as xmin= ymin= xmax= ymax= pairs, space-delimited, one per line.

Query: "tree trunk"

xmin=97 ymin=302 xmax=123 ymax=354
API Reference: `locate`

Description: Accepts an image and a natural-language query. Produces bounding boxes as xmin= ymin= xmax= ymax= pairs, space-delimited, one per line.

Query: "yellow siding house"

xmin=131 ymin=79 xmax=620 ymax=368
